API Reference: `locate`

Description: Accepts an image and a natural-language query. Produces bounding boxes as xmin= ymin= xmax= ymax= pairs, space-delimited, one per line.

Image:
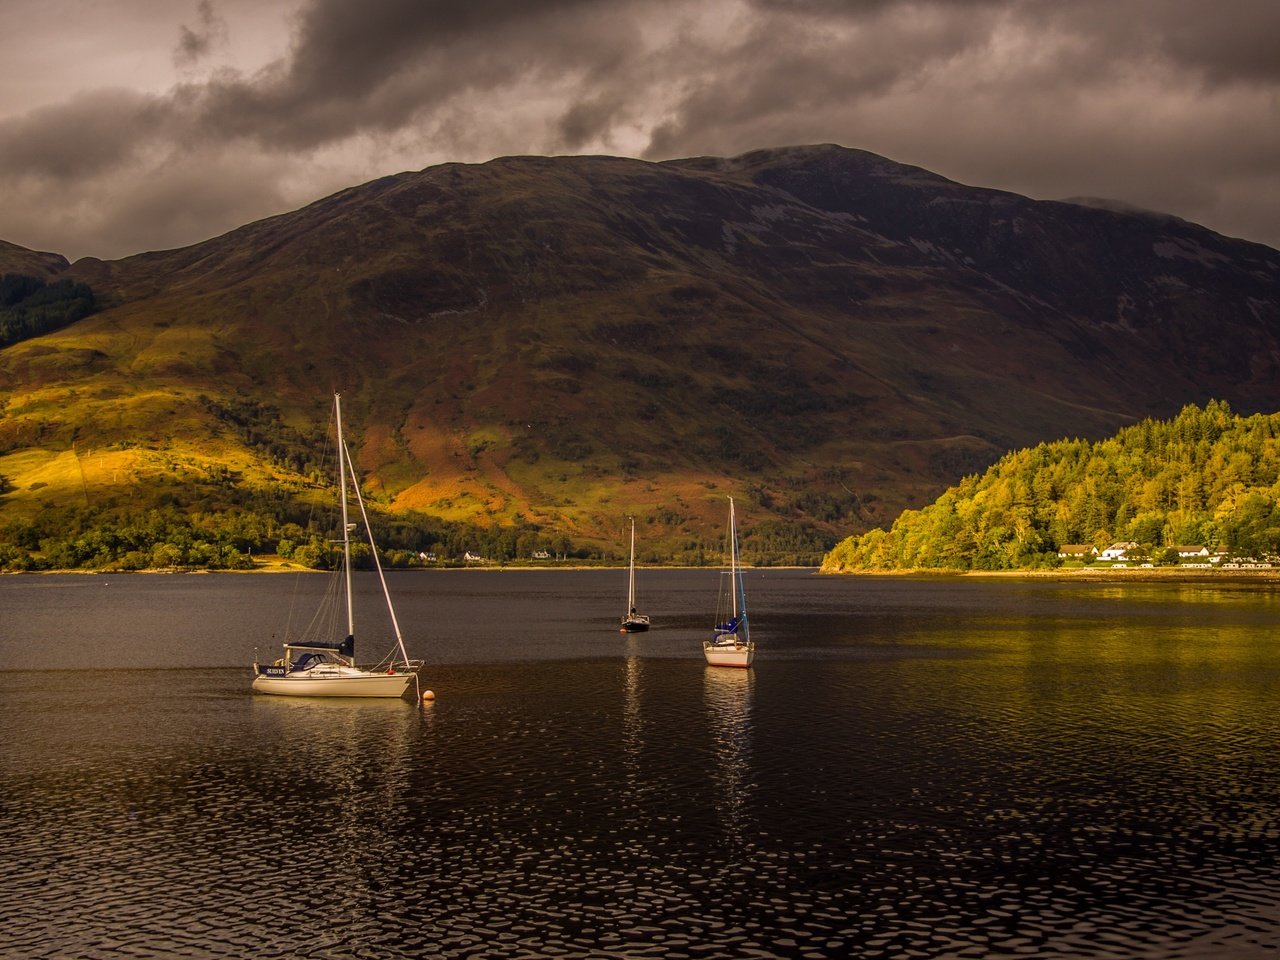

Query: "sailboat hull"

xmin=620 ymin=616 xmax=650 ymax=633
xmin=703 ymin=640 xmax=754 ymax=668
xmin=252 ymin=670 xmax=415 ymax=698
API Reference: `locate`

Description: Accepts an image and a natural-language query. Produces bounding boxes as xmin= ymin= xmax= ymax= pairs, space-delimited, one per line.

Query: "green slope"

xmin=821 ymin=401 xmax=1280 ymax=571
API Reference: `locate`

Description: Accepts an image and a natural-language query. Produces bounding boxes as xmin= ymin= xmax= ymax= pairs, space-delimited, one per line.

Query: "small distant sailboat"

xmin=704 ymin=497 xmax=754 ymax=668
xmin=620 ymin=517 xmax=650 ymax=633
xmin=252 ymin=393 xmax=423 ymax=698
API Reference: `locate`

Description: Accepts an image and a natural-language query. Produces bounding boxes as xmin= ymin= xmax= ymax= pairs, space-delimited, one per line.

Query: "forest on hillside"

xmin=0 ymin=274 xmax=96 ymax=348
xmin=823 ymin=401 xmax=1280 ymax=572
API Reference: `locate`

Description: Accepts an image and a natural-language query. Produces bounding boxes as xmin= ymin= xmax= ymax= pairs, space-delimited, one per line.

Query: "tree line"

xmin=823 ymin=400 xmax=1280 ymax=571
xmin=0 ymin=502 xmax=584 ymax=573
xmin=0 ymin=500 xmax=831 ymax=572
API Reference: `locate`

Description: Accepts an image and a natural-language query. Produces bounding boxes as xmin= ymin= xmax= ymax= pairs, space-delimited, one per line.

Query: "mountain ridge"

xmin=0 ymin=238 xmax=69 ymax=278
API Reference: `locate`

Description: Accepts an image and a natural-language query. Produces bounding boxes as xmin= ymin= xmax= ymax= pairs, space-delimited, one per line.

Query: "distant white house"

xmin=464 ymin=550 xmax=487 ymax=563
xmin=1100 ymin=541 xmax=1139 ymax=561
xmin=1057 ymin=544 xmax=1097 ymax=560
xmin=531 ymin=550 xmax=551 ymax=560
xmin=1172 ymin=545 xmax=1209 ymax=558
xmin=418 ymin=551 xmax=438 ymax=562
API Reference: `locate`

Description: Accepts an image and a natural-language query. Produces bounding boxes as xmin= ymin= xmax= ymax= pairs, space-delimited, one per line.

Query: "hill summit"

xmin=1 ymin=145 xmax=1278 ymax=567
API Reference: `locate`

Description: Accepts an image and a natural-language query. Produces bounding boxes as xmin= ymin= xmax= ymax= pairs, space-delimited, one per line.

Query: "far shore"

xmin=8 ymin=563 xmax=1278 ymax=583
xmin=822 ymin=565 xmax=1280 ymax=583
xmin=8 ymin=560 xmax=822 ymax=576
xmin=6 ymin=551 xmax=1279 ymax=582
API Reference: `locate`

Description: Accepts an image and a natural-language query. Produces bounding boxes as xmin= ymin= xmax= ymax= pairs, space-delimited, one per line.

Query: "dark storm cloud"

xmin=559 ymin=92 xmax=634 ymax=151
xmin=25 ymin=0 xmax=1269 ymax=167
xmin=645 ymin=2 xmax=999 ymax=157
xmin=175 ymin=0 xmax=230 ymax=67
xmin=740 ymin=0 xmax=1280 ymax=85
xmin=1032 ymin=0 xmax=1280 ymax=86
xmin=196 ymin=0 xmax=658 ymax=149
xmin=0 ymin=89 xmax=166 ymax=180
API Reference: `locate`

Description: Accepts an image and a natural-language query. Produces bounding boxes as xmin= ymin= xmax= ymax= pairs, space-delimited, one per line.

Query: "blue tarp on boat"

xmin=285 ymin=634 xmax=355 ymax=657
xmin=714 ymin=615 xmax=742 ymax=636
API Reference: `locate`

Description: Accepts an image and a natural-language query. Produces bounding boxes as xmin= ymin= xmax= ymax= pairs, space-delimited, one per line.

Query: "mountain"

xmin=1 ymin=144 xmax=1278 ymax=564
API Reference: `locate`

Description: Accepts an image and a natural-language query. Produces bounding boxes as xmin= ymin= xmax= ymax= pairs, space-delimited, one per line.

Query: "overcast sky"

xmin=1 ymin=0 xmax=1277 ymax=262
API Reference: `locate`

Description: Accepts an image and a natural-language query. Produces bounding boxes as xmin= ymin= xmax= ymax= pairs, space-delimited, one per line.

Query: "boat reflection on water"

xmin=703 ymin=665 xmax=755 ymax=838
xmin=250 ymin=694 xmax=420 ymax=718
xmin=622 ymin=645 xmax=644 ymax=767
xmin=249 ymin=694 xmax=420 ymax=826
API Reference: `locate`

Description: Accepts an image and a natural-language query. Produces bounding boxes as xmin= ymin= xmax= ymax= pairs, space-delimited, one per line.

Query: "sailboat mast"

xmin=627 ymin=518 xmax=636 ymax=611
xmin=728 ymin=497 xmax=739 ymax=620
xmin=334 ymin=393 xmax=355 ymax=641
xmin=730 ymin=496 xmax=747 ymax=642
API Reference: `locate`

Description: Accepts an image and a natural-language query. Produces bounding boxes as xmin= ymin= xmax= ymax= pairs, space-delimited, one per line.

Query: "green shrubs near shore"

xmin=824 ymin=401 xmax=1280 ymax=572
xmin=0 ymin=503 xmax=560 ymax=573
xmin=1 ymin=507 xmax=262 ymax=572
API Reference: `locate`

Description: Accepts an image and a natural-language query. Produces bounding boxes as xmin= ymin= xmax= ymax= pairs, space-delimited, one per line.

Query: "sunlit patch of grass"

xmin=0 ymin=449 xmax=85 ymax=514
xmin=127 ymin=324 xmax=221 ymax=375
xmin=426 ymin=490 xmax=495 ymax=524
xmin=368 ymin=458 xmax=426 ymax=501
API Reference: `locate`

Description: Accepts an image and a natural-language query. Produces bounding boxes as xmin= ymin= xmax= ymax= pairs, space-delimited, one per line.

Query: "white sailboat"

xmin=704 ymin=497 xmax=754 ymax=668
xmin=620 ymin=517 xmax=650 ymax=633
xmin=253 ymin=393 xmax=423 ymax=698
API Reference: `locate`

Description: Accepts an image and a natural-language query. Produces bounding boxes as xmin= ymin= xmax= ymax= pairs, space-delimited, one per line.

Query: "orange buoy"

xmin=421 ymin=689 xmax=436 ymax=702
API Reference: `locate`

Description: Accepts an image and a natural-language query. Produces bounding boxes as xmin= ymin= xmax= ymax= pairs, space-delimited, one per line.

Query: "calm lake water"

xmin=3 ymin=569 xmax=1280 ymax=958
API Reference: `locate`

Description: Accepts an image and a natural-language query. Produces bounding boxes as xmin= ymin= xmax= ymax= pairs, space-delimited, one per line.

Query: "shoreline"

xmin=821 ymin=566 xmax=1280 ymax=583
xmin=8 ymin=562 xmax=822 ymax=576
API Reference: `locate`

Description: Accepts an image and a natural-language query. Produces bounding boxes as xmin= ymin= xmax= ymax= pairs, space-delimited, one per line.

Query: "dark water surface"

xmin=3 ymin=569 xmax=1280 ymax=958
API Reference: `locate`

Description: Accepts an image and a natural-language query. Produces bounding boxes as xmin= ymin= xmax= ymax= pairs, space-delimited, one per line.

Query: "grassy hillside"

xmin=821 ymin=401 xmax=1280 ymax=572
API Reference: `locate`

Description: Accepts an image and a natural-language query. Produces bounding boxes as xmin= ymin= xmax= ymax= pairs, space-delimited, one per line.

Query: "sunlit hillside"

xmin=822 ymin=402 xmax=1280 ymax=572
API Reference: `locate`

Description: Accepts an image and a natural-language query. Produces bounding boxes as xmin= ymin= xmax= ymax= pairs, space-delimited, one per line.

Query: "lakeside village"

xmin=425 ymin=549 xmax=553 ymax=564
xmin=1056 ymin=542 xmax=1278 ymax=570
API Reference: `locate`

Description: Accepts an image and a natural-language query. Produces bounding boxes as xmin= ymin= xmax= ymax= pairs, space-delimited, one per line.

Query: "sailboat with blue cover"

xmin=252 ymin=393 xmax=422 ymax=698
xmin=704 ymin=497 xmax=754 ymax=668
